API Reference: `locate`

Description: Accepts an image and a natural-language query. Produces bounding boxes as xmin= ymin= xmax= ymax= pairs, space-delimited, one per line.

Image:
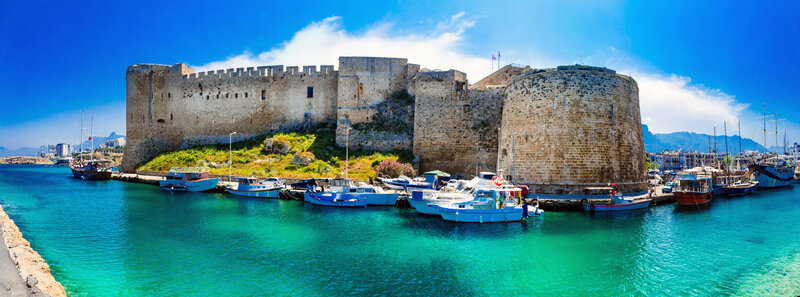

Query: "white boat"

xmin=429 ymin=188 xmax=542 ymax=223
xmin=226 ymin=177 xmax=283 ymax=198
xmin=159 ymin=167 xmax=220 ymax=192
xmin=379 ymin=170 xmax=451 ymax=190
xmin=304 ymin=179 xmax=399 ymax=206
xmin=409 ymin=172 xmax=524 ymax=216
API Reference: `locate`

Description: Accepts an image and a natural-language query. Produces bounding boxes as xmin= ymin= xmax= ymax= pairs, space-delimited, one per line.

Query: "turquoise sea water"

xmin=0 ymin=165 xmax=798 ymax=296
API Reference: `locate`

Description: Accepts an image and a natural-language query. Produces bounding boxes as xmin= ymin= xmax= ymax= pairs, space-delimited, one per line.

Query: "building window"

xmin=235 ymin=93 xmax=238 ymax=98
xmin=207 ymin=95 xmax=209 ymax=100
xmin=358 ymin=83 xmax=363 ymax=96
xmin=307 ymin=86 xmax=313 ymax=98
xmin=168 ymin=93 xmax=171 ymax=98
xmin=245 ymin=92 xmax=248 ymax=98
xmin=170 ymin=114 xmax=173 ymax=121
xmin=226 ymin=93 xmax=229 ymax=99
xmin=261 ymin=90 xmax=266 ymax=100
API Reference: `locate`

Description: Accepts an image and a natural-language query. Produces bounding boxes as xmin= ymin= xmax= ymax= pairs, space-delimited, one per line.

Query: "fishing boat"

xmin=159 ymin=167 xmax=219 ymax=192
xmin=429 ymin=188 xmax=541 ymax=223
xmin=225 ymin=177 xmax=282 ymax=198
xmin=722 ymin=181 xmax=758 ymax=197
xmin=580 ymin=187 xmax=651 ymax=212
xmin=306 ymin=178 xmax=399 ymax=206
xmin=673 ymin=174 xmax=713 ymax=206
xmin=409 ymin=190 xmax=472 ymax=216
xmin=71 ymin=160 xmax=113 ymax=180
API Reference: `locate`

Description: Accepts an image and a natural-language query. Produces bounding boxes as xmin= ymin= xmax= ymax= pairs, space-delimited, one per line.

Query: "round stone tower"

xmin=496 ymin=65 xmax=647 ymax=194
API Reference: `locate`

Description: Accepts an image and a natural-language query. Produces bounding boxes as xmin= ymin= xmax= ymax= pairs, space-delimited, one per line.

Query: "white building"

xmin=789 ymin=143 xmax=800 ymax=155
xmin=55 ymin=143 xmax=71 ymax=157
xmin=105 ymin=137 xmax=126 ymax=148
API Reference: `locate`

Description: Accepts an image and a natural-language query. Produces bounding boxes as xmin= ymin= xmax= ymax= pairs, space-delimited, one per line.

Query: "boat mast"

xmin=91 ymin=116 xmax=94 ymax=161
xmin=80 ymin=110 xmax=84 ymax=164
xmin=738 ymin=121 xmax=742 ymax=157
xmin=774 ymin=111 xmax=779 ymax=166
xmin=713 ymin=126 xmax=717 ymax=168
xmin=724 ymin=121 xmax=728 ymax=173
xmin=763 ymin=104 xmax=766 ymax=158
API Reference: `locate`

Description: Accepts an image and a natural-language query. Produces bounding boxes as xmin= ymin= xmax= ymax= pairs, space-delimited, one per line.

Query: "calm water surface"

xmin=0 ymin=165 xmax=798 ymax=296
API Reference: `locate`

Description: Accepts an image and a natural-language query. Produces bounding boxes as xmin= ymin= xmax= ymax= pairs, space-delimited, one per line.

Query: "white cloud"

xmin=632 ymin=72 xmax=748 ymax=133
xmin=194 ymin=14 xmax=492 ymax=82
xmin=194 ymin=13 xmax=795 ymax=147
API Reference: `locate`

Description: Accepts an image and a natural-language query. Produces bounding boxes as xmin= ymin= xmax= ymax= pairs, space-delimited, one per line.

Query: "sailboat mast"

xmin=775 ymin=111 xmax=779 ymax=166
xmin=80 ymin=110 xmax=84 ymax=163
xmin=91 ymin=116 xmax=94 ymax=161
xmin=763 ymin=104 xmax=766 ymax=157
xmin=724 ymin=121 xmax=728 ymax=172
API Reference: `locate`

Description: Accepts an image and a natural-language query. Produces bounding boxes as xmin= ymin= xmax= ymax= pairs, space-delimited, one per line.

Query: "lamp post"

xmin=345 ymin=127 xmax=351 ymax=180
xmin=229 ymin=131 xmax=237 ymax=182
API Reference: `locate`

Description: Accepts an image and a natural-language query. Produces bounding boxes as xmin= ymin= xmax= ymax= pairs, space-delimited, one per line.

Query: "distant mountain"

xmin=0 ymin=146 xmax=45 ymax=157
xmin=75 ymin=132 xmax=126 ymax=151
xmin=643 ymin=124 xmax=767 ymax=153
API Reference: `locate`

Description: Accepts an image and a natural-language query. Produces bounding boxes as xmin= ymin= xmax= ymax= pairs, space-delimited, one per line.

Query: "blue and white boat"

xmin=409 ymin=190 xmax=472 ymax=216
xmin=751 ymin=163 xmax=796 ymax=189
xmin=429 ymin=189 xmax=542 ymax=223
xmin=305 ymin=179 xmax=399 ymax=206
xmin=226 ymin=177 xmax=283 ymax=198
xmin=379 ymin=170 xmax=451 ymax=191
xmin=159 ymin=167 xmax=219 ymax=192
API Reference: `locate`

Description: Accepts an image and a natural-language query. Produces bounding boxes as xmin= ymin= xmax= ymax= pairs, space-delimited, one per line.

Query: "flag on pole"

xmin=498 ymin=51 xmax=501 ymax=58
xmin=88 ymin=136 xmax=92 ymax=140
xmin=492 ymin=55 xmax=496 ymax=60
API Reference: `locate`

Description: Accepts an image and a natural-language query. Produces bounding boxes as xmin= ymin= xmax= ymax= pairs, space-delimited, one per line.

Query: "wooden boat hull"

xmin=674 ymin=192 xmax=712 ymax=206
xmin=722 ymin=183 xmax=758 ymax=197
xmin=71 ymin=169 xmax=112 ymax=180
xmin=226 ymin=187 xmax=281 ymax=198
xmin=307 ymin=193 xmax=367 ymax=207
xmin=581 ymin=199 xmax=651 ymax=212
xmin=430 ymin=205 xmax=525 ymax=223
xmin=158 ymin=178 xmax=219 ymax=192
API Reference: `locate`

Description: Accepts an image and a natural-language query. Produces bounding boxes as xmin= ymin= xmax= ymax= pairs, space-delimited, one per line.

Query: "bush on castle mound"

xmin=136 ymin=126 xmax=413 ymax=181
xmin=375 ymin=159 xmax=415 ymax=178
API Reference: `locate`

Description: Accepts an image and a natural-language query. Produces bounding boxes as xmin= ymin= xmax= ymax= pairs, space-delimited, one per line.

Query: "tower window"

xmin=307 ymin=86 xmax=313 ymax=98
xmin=245 ymin=92 xmax=248 ymax=98
xmin=226 ymin=93 xmax=229 ymax=99
xmin=261 ymin=90 xmax=266 ymax=100
xmin=168 ymin=93 xmax=171 ymax=98
xmin=235 ymin=93 xmax=238 ymax=98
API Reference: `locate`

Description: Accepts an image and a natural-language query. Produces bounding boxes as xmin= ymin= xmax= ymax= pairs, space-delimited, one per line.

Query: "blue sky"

xmin=1 ymin=0 xmax=798 ymax=149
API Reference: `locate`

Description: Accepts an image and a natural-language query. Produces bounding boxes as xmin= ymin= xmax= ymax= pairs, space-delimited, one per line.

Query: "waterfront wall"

xmin=0 ymin=205 xmax=66 ymax=297
xmin=496 ymin=66 xmax=647 ymax=194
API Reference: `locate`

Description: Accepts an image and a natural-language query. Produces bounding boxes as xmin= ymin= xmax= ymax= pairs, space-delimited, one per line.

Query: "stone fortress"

xmin=123 ymin=56 xmax=647 ymax=194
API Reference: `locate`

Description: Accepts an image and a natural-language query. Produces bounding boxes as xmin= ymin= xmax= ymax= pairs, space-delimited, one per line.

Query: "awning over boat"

xmin=423 ymin=170 xmax=450 ymax=177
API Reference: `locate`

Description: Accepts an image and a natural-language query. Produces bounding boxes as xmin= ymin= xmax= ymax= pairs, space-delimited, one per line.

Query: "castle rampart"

xmin=496 ymin=66 xmax=647 ymax=194
xmin=123 ymin=57 xmax=646 ymax=192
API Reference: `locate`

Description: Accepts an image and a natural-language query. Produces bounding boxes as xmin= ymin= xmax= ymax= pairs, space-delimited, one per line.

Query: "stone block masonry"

xmin=123 ymin=57 xmax=646 ymax=195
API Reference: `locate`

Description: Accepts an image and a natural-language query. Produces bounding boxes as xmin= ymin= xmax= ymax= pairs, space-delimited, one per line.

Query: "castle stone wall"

xmin=496 ymin=67 xmax=647 ymax=194
xmin=412 ymin=74 xmax=504 ymax=176
xmin=121 ymin=63 xmax=338 ymax=172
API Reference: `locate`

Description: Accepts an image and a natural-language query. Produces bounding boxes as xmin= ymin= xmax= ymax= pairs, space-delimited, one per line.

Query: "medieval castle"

xmin=123 ymin=56 xmax=647 ymax=194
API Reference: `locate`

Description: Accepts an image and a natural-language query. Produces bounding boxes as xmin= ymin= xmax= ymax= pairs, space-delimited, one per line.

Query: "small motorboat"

xmin=379 ymin=175 xmax=433 ymax=190
xmin=580 ymin=187 xmax=651 ymax=212
xmin=409 ymin=190 xmax=472 ymax=216
xmin=722 ymin=181 xmax=758 ymax=197
xmin=159 ymin=167 xmax=220 ymax=192
xmin=673 ymin=174 xmax=713 ymax=206
xmin=305 ymin=179 xmax=398 ymax=206
xmin=307 ymin=192 xmax=367 ymax=207
xmin=226 ymin=177 xmax=282 ymax=198
xmin=429 ymin=188 xmax=541 ymax=223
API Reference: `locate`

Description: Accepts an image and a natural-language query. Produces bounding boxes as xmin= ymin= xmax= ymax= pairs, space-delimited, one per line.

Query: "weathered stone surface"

xmin=496 ymin=68 xmax=647 ymax=194
xmin=121 ymin=56 xmax=646 ymax=192
xmin=290 ymin=153 xmax=314 ymax=166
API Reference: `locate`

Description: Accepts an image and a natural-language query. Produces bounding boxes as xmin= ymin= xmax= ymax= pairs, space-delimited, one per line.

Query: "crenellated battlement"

xmin=180 ymin=64 xmax=337 ymax=81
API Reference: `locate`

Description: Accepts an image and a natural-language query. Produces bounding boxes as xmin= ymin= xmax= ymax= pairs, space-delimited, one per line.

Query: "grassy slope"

xmin=136 ymin=127 xmax=413 ymax=181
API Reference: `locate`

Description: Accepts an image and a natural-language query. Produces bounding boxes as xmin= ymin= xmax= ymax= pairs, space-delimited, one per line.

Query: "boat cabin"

xmin=166 ymin=167 xmax=211 ymax=181
xmin=676 ymin=174 xmax=711 ymax=193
